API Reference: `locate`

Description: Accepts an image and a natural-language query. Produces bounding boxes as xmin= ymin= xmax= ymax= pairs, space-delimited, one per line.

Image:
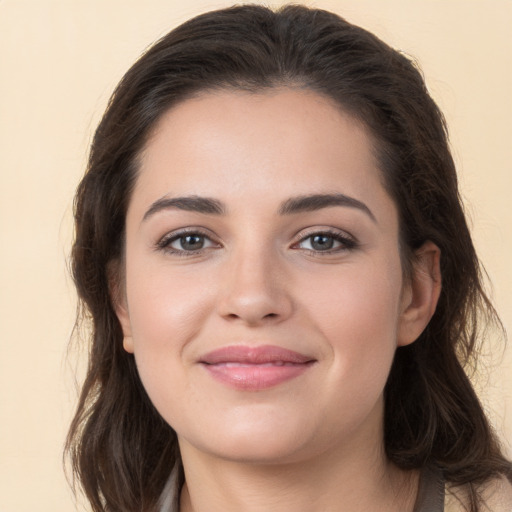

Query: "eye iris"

xmin=311 ymin=234 xmax=334 ymax=250
xmin=180 ymin=235 xmax=204 ymax=250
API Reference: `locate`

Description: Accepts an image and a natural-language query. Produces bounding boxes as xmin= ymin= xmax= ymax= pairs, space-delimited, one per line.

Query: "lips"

xmin=199 ymin=345 xmax=316 ymax=390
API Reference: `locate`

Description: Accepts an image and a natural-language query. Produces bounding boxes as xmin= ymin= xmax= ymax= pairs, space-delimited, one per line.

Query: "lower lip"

xmin=202 ymin=362 xmax=313 ymax=390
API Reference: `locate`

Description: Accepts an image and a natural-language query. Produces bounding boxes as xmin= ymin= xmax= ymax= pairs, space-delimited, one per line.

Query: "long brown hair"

xmin=66 ymin=4 xmax=511 ymax=511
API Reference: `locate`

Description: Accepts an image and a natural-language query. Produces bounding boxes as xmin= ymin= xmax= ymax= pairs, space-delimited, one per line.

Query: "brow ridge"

xmin=143 ymin=195 xmax=225 ymax=221
xmin=142 ymin=192 xmax=375 ymax=222
xmin=278 ymin=193 xmax=376 ymax=222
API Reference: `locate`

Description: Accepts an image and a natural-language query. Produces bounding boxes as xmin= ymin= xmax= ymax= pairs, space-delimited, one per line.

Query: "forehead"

xmin=131 ymin=88 xmax=392 ymax=219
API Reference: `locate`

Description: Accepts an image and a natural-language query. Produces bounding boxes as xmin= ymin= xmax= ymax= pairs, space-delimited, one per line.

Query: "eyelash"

xmin=156 ymin=228 xmax=218 ymax=257
xmin=156 ymin=228 xmax=358 ymax=257
xmin=293 ymin=229 xmax=357 ymax=255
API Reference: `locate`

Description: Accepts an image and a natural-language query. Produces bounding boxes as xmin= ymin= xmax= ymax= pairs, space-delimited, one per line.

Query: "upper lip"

xmin=199 ymin=345 xmax=315 ymax=365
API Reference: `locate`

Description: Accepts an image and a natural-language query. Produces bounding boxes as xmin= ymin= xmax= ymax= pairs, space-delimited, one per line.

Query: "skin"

xmin=115 ymin=88 xmax=441 ymax=512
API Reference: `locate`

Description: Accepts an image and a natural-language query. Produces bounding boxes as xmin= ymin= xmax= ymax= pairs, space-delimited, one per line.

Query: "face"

xmin=117 ymin=88 xmax=433 ymax=465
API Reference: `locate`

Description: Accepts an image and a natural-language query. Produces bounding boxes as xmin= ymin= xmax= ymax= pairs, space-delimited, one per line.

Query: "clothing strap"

xmin=158 ymin=464 xmax=445 ymax=512
xmin=414 ymin=466 xmax=445 ymax=512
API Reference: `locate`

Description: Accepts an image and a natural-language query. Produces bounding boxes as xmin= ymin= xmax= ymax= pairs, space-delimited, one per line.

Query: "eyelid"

xmin=291 ymin=227 xmax=358 ymax=252
xmin=154 ymin=225 xmax=358 ymax=256
xmin=156 ymin=227 xmax=221 ymax=254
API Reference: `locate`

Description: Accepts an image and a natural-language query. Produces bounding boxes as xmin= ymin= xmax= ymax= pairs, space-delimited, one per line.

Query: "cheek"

xmin=125 ymin=281 xmax=207 ymax=426
xmin=304 ymin=255 xmax=402 ymax=329
xmin=126 ymin=256 xmax=214 ymax=348
xmin=123 ymin=258 xmax=217 ymax=408
xmin=301 ymin=258 xmax=403 ymax=387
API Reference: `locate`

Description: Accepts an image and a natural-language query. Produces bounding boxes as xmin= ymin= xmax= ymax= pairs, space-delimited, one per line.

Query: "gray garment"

xmin=157 ymin=463 xmax=181 ymax=512
xmin=414 ymin=466 xmax=445 ymax=512
xmin=158 ymin=465 xmax=445 ymax=512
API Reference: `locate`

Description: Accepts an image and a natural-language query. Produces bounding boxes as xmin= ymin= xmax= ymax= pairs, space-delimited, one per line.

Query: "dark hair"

xmin=66 ymin=4 xmax=511 ymax=511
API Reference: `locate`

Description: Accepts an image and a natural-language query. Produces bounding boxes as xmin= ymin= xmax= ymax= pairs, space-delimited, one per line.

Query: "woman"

xmin=66 ymin=4 xmax=512 ymax=511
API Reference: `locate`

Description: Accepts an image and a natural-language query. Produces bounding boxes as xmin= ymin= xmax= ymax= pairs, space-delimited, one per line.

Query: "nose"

xmin=217 ymin=245 xmax=293 ymax=326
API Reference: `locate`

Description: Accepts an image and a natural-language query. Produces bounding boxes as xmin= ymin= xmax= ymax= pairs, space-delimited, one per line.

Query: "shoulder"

xmin=445 ymin=476 xmax=512 ymax=512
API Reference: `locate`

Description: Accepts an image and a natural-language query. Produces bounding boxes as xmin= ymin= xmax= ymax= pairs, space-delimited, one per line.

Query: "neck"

xmin=178 ymin=420 xmax=419 ymax=512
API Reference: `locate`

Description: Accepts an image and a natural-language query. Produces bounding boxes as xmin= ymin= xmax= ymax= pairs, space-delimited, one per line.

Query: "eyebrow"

xmin=142 ymin=193 xmax=375 ymax=223
xmin=143 ymin=195 xmax=225 ymax=221
xmin=278 ymin=193 xmax=376 ymax=222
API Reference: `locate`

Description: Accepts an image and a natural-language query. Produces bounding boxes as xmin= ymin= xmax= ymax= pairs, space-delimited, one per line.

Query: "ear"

xmin=397 ymin=241 xmax=442 ymax=347
xmin=115 ymin=300 xmax=135 ymax=354
xmin=108 ymin=261 xmax=135 ymax=354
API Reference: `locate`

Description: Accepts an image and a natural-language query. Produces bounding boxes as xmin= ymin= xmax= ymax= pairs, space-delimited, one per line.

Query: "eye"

xmin=157 ymin=230 xmax=219 ymax=255
xmin=295 ymin=231 xmax=357 ymax=253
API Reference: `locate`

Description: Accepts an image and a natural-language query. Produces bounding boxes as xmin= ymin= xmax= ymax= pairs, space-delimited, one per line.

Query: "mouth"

xmin=199 ymin=345 xmax=316 ymax=390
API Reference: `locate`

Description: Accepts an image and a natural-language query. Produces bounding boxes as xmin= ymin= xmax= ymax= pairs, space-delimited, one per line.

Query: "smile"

xmin=199 ymin=345 xmax=316 ymax=391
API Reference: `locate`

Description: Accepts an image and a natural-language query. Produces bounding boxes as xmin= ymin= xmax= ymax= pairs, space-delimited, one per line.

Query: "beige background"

xmin=1 ymin=1 xmax=511 ymax=510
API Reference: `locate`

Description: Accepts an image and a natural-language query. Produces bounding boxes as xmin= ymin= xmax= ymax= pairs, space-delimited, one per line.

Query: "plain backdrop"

xmin=0 ymin=1 xmax=511 ymax=510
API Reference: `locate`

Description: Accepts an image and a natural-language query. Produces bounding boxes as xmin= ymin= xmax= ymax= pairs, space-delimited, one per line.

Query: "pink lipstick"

xmin=199 ymin=345 xmax=315 ymax=390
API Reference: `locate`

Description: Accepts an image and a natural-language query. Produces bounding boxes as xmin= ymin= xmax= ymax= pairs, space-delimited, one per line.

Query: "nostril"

xmin=217 ymin=286 xmax=293 ymax=325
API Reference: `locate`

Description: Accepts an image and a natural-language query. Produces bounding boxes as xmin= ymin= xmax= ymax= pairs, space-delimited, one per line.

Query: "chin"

xmin=177 ymin=407 xmax=330 ymax=466
xmin=198 ymin=435 xmax=311 ymax=466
